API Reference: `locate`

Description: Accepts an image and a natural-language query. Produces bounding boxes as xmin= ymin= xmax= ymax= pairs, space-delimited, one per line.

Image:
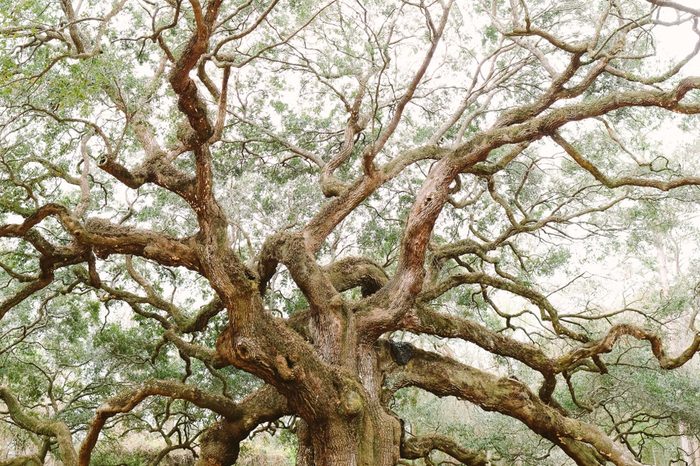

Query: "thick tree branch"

xmin=323 ymin=256 xmax=389 ymax=296
xmin=169 ymin=0 xmax=223 ymax=144
xmin=79 ymin=378 xmax=253 ymax=465
xmin=382 ymin=343 xmax=643 ymax=466
xmin=393 ymin=305 xmax=557 ymax=389
xmin=363 ymin=76 xmax=700 ymax=340
xmin=0 ymin=386 xmax=78 ymax=466
xmin=301 ymin=145 xmax=448 ymax=254
xmin=554 ymin=323 xmax=700 ymax=371
xmin=197 ymin=386 xmax=289 ymax=466
xmin=401 ymin=434 xmax=489 ymax=466
xmin=389 ymin=306 xmax=699 ymax=401
xmin=0 ymin=204 xmax=201 ymax=271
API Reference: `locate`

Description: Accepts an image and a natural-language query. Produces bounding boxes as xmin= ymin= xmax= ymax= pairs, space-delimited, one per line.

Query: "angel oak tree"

xmin=1 ymin=0 xmax=700 ymax=465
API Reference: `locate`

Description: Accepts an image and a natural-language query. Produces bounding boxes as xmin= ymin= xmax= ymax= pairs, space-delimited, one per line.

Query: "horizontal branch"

xmin=382 ymin=343 xmax=642 ymax=466
xmin=553 ymin=132 xmax=700 ymax=191
xmin=554 ymin=323 xmax=700 ymax=371
xmin=646 ymin=0 xmax=700 ymax=16
xmin=391 ymin=306 xmax=698 ymax=401
xmin=420 ymin=270 xmax=585 ymax=341
xmin=396 ymin=305 xmax=555 ymax=375
xmin=401 ymin=434 xmax=489 ymax=466
xmin=1 ymin=204 xmax=201 ymax=271
xmin=163 ymin=329 xmax=228 ymax=367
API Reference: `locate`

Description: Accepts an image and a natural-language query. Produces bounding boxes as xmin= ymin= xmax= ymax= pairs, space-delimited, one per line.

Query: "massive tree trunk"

xmin=3 ymin=1 xmax=700 ymax=465
xmin=212 ymin=284 xmax=403 ymax=466
xmin=296 ymin=410 xmax=401 ymax=466
xmin=294 ymin=345 xmax=401 ymax=466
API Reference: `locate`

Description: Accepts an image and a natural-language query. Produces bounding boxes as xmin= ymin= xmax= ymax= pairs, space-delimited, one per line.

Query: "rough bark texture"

xmin=1 ymin=1 xmax=700 ymax=465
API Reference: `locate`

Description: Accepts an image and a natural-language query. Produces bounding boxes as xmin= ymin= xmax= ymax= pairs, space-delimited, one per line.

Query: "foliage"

xmin=0 ymin=0 xmax=700 ymax=465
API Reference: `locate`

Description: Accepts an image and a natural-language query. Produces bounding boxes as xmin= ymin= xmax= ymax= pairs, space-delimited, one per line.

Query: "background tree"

xmin=1 ymin=0 xmax=700 ymax=465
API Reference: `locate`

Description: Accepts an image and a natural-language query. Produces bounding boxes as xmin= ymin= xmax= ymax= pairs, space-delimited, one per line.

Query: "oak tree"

xmin=1 ymin=0 xmax=700 ymax=465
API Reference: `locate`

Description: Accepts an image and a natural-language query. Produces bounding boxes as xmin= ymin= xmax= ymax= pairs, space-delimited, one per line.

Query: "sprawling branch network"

xmin=0 ymin=0 xmax=699 ymax=465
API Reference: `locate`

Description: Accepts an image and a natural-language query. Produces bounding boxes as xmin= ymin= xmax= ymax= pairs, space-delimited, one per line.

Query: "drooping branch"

xmin=79 ymin=378 xmax=248 ymax=465
xmin=0 ymin=386 xmax=78 ymax=466
xmin=124 ymin=256 xmax=224 ymax=332
xmin=381 ymin=342 xmax=643 ymax=466
xmin=401 ymin=434 xmax=489 ymax=466
xmin=0 ymin=210 xmax=88 ymax=320
xmin=646 ymin=0 xmax=700 ymax=16
xmin=75 ymin=268 xmax=223 ymax=335
xmin=0 ymin=271 xmax=55 ymax=321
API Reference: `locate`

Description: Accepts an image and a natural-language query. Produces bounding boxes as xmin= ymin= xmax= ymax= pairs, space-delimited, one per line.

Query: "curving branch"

xmin=301 ymin=144 xmax=449 ymax=254
xmin=124 ymin=256 xmax=224 ymax=332
xmin=169 ymin=0 xmax=223 ymax=144
xmin=0 ymin=204 xmax=201 ymax=271
xmin=163 ymin=329 xmax=228 ymax=368
xmin=197 ymin=386 xmax=290 ymax=466
xmin=391 ymin=305 xmax=558 ymax=397
xmin=323 ymin=256 xmax=389 ymax=296
xmin=401 ymin=434 xmax=489 ymax=465
xmin=553 ymin=132 xmax=700 ymax=191
xmin=389 ymin=305 xmax=699 ymax=401
xmin=382 ymin=342 xmax=643 ymax=466
xmin=0 ymin=205 xmax=203 ymax=323
xmin=646 ymin=0 xmax=700 ymax=16
xmin=0 ymin=386 xmax=78 ymax=466
xmin=419 ymin=270 xmax=586 ymax=341
xmin=361 ymin=75 xmax=700 ymax=343
xmin=554 ymin=323 xmax=700 ymax=372
xmin=0 ymin=271 xmax=55 ymax=321
xmin=79 ymin=378 xmax=250 ymax=465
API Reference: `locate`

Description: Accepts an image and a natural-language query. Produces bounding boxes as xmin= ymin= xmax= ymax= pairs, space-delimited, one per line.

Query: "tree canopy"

xmin=1 ymin=0 xmax=700 ymax=465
